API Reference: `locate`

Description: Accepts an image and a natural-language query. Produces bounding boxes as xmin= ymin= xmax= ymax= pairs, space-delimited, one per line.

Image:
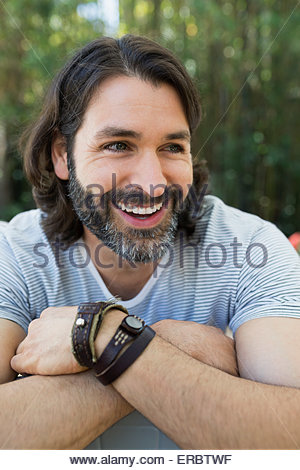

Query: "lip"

xmin=113 ymin=203 xmax=167 ymax=228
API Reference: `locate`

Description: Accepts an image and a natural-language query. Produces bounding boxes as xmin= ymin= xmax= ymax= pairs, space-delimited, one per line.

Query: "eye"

xmin=164 ymin=143 xmax=184 ymax=153
xmin=103 ymin=142 xmax=129 ymax=152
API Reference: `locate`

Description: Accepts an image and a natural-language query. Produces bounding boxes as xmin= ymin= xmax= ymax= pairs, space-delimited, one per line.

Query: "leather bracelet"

xmin=95 ymin=325 xmax=156 ymax=385
xmin=71 ymin=301 xmax=128 ymax=368
xmin=94 ymin=315 xmax=146 ymax=376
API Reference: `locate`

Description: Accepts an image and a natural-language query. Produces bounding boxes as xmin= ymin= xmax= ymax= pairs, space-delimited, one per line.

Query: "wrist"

xmin=95 ymin=308 xmax=128 ymax=358
xmin=94 ymin=314 xmax=156 ymax=386
xmin=72 ymin=302 xmax=128 ymax=368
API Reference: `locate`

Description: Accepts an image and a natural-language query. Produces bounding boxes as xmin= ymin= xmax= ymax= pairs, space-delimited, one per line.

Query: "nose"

xmin=129 ymin=152 xmax=167 ymax=199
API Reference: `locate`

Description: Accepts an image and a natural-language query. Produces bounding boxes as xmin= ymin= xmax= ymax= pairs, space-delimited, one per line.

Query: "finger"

xmin=10 ymin=353 xmax=30 ymax=374
xmin=40 ymin=307 xmax=52 ymax=318
xmin=16 ymin=337 xmax=28 ymax=355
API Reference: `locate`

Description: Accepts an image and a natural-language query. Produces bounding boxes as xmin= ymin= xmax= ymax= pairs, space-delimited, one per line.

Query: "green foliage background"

xmin=0 ymin=0 xmax=299 ymax=235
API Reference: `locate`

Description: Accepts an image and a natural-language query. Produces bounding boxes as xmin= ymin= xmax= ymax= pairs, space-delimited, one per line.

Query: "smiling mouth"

xmin=112 ymin=199 xmax=167 ymax=228
xmin=115 ymin=201 xmax=163 ymax=219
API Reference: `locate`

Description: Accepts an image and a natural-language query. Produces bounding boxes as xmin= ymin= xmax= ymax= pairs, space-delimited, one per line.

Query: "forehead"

xmin=79 ymin=75 xmax=189 ymax=135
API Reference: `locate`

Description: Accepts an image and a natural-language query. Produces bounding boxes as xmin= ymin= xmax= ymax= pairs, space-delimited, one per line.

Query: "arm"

xmin=0 ymin=319 xmax=26 ymax=384
xmin=113 ymin=333 xmax=300 ymax=449
xmin=0 ymin=318 xmax=133 ymax=449
xmin=236 ymin=317 xmax=300 ymax=387
xmin=230 ymin=221 xmax=300 ymax=389
xmin=99 ymin=312 xmax=300 ymax=449
xmin=12 ymin=310 xmax=300 ymax=449
xmin=0 ymin=371 xmax=133 ymax=449
xmin=152 ymin=319 xmax=238 ymax=376
xmin=8 ymin=307 xmax=238 ymax=449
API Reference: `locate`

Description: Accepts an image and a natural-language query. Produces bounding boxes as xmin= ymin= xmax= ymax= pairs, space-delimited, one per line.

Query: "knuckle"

xmin=28 ymin=318 xmax=39 ymax=332
xmin=11 ymin=354 xmax=24 ymax=373
xmin=40 ymin=307 xmax=52 ymax=318
xmin=10 ymin=355 xmax=16 ymax=369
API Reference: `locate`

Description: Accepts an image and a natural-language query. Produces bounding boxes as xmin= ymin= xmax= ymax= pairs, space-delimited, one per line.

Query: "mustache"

xmin=111 ymin=188 xmax=165 ymax=206
xmin=76 ymin=185 xmax=185 ymax=212
xmin=110 ymin=186 xmax=184 ymax=210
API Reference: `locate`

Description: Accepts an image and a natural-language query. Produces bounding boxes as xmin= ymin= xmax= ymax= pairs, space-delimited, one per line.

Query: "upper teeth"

xmin=117 ymin=202 xmax=163 ymax=215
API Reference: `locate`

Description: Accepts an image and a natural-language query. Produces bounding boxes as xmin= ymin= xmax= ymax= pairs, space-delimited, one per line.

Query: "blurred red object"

xmin=288 ymin=232 xmax=300 ymax=253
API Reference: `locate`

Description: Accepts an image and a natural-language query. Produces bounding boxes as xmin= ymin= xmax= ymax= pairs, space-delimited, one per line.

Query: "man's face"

xmin=63 ymin=76 xmax=193 ymax=262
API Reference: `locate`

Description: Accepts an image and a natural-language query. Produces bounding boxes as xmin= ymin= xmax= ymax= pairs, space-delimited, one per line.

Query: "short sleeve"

xmin=0 ymin=233 xmax=32 ymax=333
xmin=229 ymin=222 xmax=300 ymax=336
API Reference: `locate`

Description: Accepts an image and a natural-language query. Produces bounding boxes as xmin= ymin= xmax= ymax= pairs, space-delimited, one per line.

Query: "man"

xmin=0 ymin=35 xmax=300 ymax=450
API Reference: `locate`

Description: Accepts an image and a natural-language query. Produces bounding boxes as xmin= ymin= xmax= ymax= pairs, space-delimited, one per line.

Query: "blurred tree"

xmin=0 ymin=0 xmax=105 ymax=218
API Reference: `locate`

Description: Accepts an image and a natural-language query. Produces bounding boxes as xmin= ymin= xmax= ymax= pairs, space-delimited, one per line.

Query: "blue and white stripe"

xmin=0 ymin=195 xmax=299 ymax=336
xmin=0 ymin=195 xmax=299 ymax=449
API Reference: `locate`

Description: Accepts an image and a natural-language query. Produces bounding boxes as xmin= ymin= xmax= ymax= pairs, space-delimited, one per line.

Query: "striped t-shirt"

xmin=0 ymin=195 xmax=299 ymax=449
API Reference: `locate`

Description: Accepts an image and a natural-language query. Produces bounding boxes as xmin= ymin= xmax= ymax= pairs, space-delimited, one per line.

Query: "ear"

xmin=51 ymin=132 xmax=69 ymax=180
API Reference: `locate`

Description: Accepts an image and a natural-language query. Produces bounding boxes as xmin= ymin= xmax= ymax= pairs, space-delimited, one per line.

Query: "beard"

xmin=67 ymin=162 xmax=181 ymax=264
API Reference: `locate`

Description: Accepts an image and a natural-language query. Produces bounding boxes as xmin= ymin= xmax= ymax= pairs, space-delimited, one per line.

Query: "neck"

xmin=83 ymin=229 xmax=157 ymax=301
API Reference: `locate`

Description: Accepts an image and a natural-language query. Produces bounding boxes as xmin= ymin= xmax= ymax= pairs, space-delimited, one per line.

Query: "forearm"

xmin=0 ymin=371 xmax=133 ymax=449
xmin=152 ymin=320 xmax=238 ymax=377
xmin=13 ymin=309 xmax=298 ymax=449
xmin=113 ymin=336 xmax=299 ymax=449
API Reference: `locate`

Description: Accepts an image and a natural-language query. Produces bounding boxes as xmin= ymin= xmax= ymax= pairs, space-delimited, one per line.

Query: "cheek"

xmin=77 ymin=164 xmax=131 ymax=196
xmin=169 ymin=161 xmax=193 ymax=199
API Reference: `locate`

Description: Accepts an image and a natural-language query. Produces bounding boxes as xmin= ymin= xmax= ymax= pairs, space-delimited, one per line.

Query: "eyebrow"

xmin=93 ymin=127 xmax=141 ymax=141
xmin=93 ymin=126 xmax=191 ymax=142
xmin=163 ymin=131 xmax=191 ymax=142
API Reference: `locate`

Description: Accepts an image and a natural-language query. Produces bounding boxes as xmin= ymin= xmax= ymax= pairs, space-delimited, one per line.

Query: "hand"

xmin=152 ymin=319 xmax=239 ymax=377
xmin=11 ymin=306 xmax=85 ymax=376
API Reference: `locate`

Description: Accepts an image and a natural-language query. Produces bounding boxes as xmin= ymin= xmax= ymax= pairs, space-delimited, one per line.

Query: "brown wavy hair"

xmin=21 ymin=34 xmax=208 ymax=246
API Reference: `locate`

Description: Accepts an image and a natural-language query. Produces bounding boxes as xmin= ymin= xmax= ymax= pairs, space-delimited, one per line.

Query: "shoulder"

xmin=4 ymin=209 xmax=43 ymax=235
xmin=202 ymin=196 xmax=296 ymax=250
xmin=190 ymin=195 xmax=298 ymax=275
xmin=0 ymin=209 xmax=50 ymax=274
xmin=192 ymin=195 xmax=278 ymax=248
xmin=0 ymin=209 xmax=46 ymax=247
xmin=199 ymin=195 xmax=266 ymax=233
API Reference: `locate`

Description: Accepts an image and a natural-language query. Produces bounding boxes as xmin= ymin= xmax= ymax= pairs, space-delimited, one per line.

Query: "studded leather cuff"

xmin=71 ymin=301 xmax=128 ymax=368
